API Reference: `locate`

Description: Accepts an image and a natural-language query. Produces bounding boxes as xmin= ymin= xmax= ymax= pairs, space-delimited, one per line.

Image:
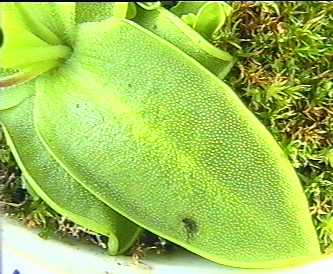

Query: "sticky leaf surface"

xmin=34 ymin=18 xmax=320 ymax=268
xmin=0 ymin=91 xmax=141 ymax=254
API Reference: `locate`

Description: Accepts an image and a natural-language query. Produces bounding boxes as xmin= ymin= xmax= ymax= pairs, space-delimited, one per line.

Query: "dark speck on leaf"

xmin=182 ymin=217 xmax=198 ymax=241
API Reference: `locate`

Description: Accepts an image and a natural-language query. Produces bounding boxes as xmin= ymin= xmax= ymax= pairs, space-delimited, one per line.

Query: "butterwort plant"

xmin=0 ymin=2 xmax=326 ymax=269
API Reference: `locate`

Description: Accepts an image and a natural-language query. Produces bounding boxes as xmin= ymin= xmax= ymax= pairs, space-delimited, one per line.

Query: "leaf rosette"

xmin=0 ymin=2 xmax=323 ymax=268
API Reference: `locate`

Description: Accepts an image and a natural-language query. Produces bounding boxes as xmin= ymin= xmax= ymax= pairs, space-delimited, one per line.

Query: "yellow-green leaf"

xmin=34 ymin=18 xmax=321 ymax=268
xmin=0 ymin=91 xmax=141 ymax=254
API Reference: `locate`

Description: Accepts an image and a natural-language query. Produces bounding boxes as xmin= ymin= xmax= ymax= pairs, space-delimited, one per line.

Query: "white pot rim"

xmin=2 ymin=217 xmax=333 ymax=274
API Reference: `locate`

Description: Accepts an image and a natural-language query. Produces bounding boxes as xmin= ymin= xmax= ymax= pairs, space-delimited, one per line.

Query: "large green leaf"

xmin=0 ymin=92 xmax=141 ymax=255
xmin=34 ymin=18 xmax=320 ymax=268
xmin=133 ymin=5 xmax=233 ymax=80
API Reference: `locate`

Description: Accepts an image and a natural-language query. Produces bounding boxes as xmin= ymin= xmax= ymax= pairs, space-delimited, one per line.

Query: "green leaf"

xmin=194 ymin=2 xmax=227 ymax=39
xmin=0 ymin=3 xmax=72 ymax=75
xmin=34 ymin=18 xmax=320 ymax=268
xmin=171 ymin=1 xmax=232 ymax=39
xmin=137 ymin=2 xmax=162 ymax=10
xmin=170 ymin=2 xmax=206 ymax=17
xmin=75 ymin=2 xmax=131 ymax=23
xmin=0 ymin=62 xmax=63 ymax=89
xmin=0 ymin=67 xmax=17 ymax=77
xmin=0 ymin=93 xmax=141 ymax=254
xmin=126 ymin=3 xmax=138 ymax=19
xmin=180 ymin=13 xmax=197 ymax=28
xmin=133 ymin=6 xmax=233 ymax=79
xmin=0 ymin=79 xmax=35 ymax=110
